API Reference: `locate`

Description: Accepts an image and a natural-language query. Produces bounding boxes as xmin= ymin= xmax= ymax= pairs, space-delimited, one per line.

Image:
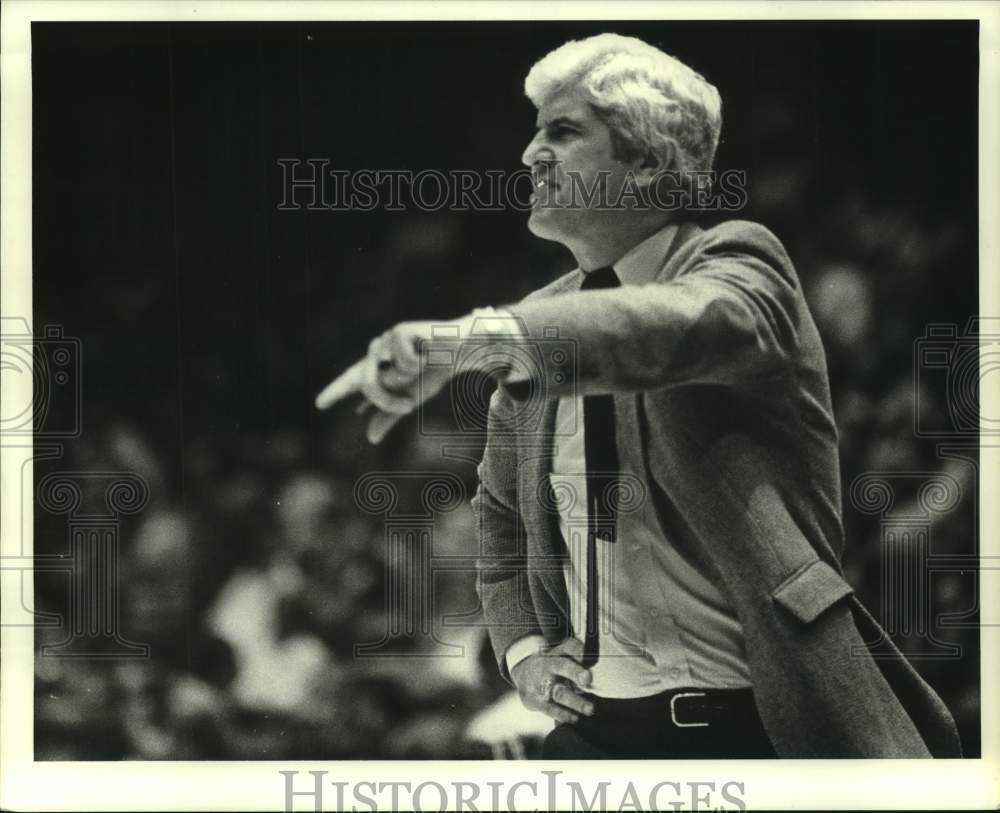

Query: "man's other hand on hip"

xmin=511 ymin=637 xmax=595 ymax=724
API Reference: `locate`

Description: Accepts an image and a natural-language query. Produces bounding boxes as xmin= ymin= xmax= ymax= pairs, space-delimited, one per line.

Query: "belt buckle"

xmin=669 ymin=691 xmax=710 ymax=728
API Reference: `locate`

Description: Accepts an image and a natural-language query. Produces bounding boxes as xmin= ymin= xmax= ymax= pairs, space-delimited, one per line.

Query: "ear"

xmin=631 ymin=141 xmax=675 ymax=189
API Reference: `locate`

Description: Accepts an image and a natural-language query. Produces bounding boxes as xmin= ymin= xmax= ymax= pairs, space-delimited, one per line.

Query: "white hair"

xmin=524 ymin=33 xmax=722 ymax=177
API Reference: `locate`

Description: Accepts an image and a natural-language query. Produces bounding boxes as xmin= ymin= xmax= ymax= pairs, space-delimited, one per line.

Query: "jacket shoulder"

xmin=693 ymin=219 xmax=793 ymax=266
xmin=678 ymin=219 xmax=798 ymax=286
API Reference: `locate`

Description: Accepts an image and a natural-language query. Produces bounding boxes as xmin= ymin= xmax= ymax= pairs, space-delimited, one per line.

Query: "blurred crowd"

xmin=33 ymin=416 xmax=548 ymax=759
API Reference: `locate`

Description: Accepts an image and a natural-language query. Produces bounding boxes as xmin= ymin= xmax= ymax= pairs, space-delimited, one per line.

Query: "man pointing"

xmin=317 ymin=34 xmax=960 ymax=758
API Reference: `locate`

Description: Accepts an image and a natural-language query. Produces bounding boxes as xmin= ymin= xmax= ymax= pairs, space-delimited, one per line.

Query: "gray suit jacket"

xmin=472 ymin=219 xmax=962 ymax=757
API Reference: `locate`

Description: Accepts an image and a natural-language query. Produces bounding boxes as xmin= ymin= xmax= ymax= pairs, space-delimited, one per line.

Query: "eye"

xmin=548 ymin=126 xmax=572 ymax=139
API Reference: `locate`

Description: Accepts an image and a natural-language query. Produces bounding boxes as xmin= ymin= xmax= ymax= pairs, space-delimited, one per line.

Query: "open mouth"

xmin=530 ymin=166 xmax=557 ymax=207
xmin=532 ymin=164 xmax=554 ymax=188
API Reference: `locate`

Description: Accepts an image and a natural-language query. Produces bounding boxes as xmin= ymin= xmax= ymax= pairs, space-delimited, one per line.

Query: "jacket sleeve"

xmin=472 ymin=384 xmax=545 ymax=680
xmin=503 ymin=223 xmax=803 ymax=398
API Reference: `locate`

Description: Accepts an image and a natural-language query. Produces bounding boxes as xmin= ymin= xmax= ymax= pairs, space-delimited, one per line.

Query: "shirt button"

xmin=669 ymin=667 xmax=682 ymax=680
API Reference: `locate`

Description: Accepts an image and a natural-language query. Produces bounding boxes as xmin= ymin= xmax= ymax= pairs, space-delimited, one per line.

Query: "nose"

xmin=521 ymin=130 xmax=551 ymax=167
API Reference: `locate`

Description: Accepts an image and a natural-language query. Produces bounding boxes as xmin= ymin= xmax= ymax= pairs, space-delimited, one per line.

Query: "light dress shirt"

xmin=502 ymin=223 xmax=753 ymax=698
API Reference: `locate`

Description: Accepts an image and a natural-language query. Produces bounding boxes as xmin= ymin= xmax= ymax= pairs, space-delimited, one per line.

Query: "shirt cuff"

xmin=445 ymin=308 xmax=532 ymax=384
xmin=466 ymin=307 xmax=529 ymax=339
xmin=504 ymin=634 xmax=547 ymax=675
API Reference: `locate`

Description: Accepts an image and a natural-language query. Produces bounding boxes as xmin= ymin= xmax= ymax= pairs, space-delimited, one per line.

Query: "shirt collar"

xmin=609 ymin=222 xmax=681 ymax=286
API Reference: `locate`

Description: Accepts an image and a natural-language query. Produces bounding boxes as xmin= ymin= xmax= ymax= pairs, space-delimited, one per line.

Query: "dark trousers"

xmin=542 ymin=687 xmax=777 ymax=759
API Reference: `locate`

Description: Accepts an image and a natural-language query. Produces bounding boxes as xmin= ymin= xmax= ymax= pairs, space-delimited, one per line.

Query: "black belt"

xmin=586 ymin=687 xmax=761 ymax=729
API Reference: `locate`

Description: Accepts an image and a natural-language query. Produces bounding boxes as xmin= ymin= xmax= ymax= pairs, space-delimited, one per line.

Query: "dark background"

xmin=31 ymin=20 xmax=980 ymax=759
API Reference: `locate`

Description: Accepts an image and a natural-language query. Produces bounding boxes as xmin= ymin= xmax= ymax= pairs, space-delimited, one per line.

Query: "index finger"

xmin=315 ymin=359 xmax=364 ymax=410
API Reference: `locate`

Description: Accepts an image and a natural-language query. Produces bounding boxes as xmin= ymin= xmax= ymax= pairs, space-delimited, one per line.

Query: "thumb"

xmin=557 ymin=636 xmax=585 ymax=660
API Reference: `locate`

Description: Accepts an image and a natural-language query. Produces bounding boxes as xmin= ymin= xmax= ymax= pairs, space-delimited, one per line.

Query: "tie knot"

xmin=581 ymin=266 xmax=620 ymax=290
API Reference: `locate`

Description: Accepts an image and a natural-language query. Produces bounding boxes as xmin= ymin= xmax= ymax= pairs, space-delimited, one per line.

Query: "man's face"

xmin=521 ymin=83 xmax=636 ymax=243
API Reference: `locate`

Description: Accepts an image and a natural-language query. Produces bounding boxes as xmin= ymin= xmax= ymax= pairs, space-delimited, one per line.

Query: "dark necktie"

xmin=579 ymin=266 xmax=621 ymax=668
